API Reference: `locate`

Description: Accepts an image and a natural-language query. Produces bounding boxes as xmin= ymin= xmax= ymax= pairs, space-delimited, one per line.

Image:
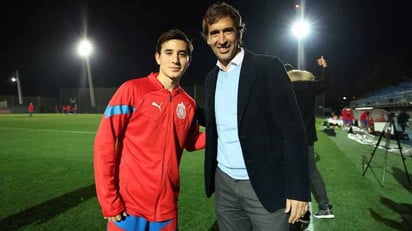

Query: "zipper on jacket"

xmin=154 ymin=91 xmax=174 ymax=221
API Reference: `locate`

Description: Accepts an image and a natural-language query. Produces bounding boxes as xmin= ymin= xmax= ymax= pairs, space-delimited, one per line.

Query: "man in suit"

xmin=200 ymin=2 xmax=310 ymax=230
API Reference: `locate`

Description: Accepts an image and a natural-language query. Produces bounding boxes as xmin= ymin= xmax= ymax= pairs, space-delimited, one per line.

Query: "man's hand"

xmin=284 ymin=199 xmax=309 ymax=224
xmin=104 ymin=211 xmax=128 ymax=222
xmin=317 ymin=56 xmax=328 ymax=68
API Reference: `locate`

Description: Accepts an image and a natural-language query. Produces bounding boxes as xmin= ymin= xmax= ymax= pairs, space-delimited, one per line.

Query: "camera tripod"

xmin=362 ymin=113 xmax=411 ymax=186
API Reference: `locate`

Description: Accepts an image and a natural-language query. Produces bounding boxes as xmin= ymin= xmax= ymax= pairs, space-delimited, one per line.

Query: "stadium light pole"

xmin=77 ymin=38 xmax=96 ymax=108
xmin=10 ymin=70 xmax=23 ymax=105
xmin=291 ymin=3 xmax=310 ymax=70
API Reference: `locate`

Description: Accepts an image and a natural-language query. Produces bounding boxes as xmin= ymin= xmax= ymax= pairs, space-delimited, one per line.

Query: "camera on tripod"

xmin=387 ymin=112 xmax=395 ymax=119
xmin=362 ymin=109 xmax=411 ymax=186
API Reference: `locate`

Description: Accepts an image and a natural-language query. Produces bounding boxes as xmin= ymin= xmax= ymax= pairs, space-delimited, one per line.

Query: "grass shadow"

xmin=392 ymin=167 xmax=412 ymax=190
xmin=208 ymin=220 xmax=219 ymax=231
xmin=0 ymin=184 xmax=96 ymax=230
xmin=369 ymin=197 xmax=412 ymax=231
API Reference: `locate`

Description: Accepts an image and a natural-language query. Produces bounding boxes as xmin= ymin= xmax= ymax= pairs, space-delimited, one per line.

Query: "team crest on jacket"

xmin=176 ymin=102 xmax=186 ymax=119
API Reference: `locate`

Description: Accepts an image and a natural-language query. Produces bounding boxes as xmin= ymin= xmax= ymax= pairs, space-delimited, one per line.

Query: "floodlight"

xmin=77 ymin=39 xmax=93 ymax=57
xmin=291 ymin=19 xmax=310 ymax=40
xmin=76 ymin=38 xmax=96 ymax=108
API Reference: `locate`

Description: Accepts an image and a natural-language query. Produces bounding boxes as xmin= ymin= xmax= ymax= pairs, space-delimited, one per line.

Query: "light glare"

xmin=291 ymin=20 xmax=310 ymax=39
xmin=78 ymin=39 xmax=93 ymax=57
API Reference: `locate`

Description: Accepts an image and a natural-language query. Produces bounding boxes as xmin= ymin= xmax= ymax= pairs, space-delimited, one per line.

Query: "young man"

xmin=286 ymin=57 xmax=335 ymax=220
xmin=94 ymin=29 xmax=205 ymax=231
xmin=201 ymin=2 xmax=310 ymax=230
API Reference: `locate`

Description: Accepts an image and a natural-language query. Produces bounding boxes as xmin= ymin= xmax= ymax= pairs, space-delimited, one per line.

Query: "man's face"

xmin=206 ymin=17 xmax=240 ymax=67
xmin=155 ymin=39 xmax=190 ymax=82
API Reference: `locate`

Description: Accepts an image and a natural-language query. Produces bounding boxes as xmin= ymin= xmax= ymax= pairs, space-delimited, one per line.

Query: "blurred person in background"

xmin=27 ymin=102 xmax=34 ymax=117
xmin=286 ymin=57 xmax=335 ymax=221
xmin=359 ymin=111 xmax=370 ymax=131
xmin=398 ymin=110 xmax=410 ymax=134
xmin=341 ymin=107 xmax=354 ymax=130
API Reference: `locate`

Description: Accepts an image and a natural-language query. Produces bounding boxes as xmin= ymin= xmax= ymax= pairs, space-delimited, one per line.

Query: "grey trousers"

xmin=308 ymin=145 xmax=330 ymax=209
xmin=214 ymin=168 xmax=289 ymax=231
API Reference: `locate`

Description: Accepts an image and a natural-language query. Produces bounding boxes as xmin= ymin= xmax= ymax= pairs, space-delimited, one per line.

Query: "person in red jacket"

xmin=27 ymin=102 xmax=34 ymax=117
xmin=72 ymin=104 xmax=78 ymax=114
xmin=65 ymin=104 xmax=71 ymax=115
xmin=94 ymin=29 xmax=205 ymax=231
xmin=341 ymin=107 xmax=354 ymax=129
xmin=359 ymin=111 xmax=370 ymax=130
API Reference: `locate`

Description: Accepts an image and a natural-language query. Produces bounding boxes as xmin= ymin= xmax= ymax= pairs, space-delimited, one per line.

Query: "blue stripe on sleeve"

xmin=104 ymin=105 xmax=135 ymax=118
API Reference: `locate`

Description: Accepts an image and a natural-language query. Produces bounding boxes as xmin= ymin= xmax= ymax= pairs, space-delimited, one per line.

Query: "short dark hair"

xmin=201 ymin=2 xmax=245 ymax=44
xmin=156 ymin=29 xmax=193 ymax=57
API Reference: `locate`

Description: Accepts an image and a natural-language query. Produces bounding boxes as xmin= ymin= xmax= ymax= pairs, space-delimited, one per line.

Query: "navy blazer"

xmin=203 ymin=49 xmax=311 ymax=212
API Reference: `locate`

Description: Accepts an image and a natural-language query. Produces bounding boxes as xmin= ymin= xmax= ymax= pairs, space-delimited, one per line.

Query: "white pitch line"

xmin=0 ymin=127 xmax=96 ymax=134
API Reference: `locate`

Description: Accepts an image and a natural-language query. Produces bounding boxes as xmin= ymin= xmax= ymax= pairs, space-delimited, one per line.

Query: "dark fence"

xmin=1 ymin=85 xmax=205 ymax=114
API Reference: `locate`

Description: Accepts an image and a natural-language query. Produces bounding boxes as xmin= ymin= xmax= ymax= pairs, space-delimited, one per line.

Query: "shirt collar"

xmin=216 ymin=48 xmax=245 ymax=71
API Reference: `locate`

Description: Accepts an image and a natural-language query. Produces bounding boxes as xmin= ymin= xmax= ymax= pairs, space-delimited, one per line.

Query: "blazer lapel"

xmin=237 ymin=50 xmax=257 ymax=125
xmin=206 ymin=67 xmax=219 ymax=118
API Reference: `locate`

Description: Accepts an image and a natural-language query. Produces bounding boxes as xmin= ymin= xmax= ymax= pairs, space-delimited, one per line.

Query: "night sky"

xmin=1 ymin=0 xmax=412 ymax=107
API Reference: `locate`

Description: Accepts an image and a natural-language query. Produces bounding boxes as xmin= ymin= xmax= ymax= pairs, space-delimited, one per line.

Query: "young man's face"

xmin=155 ymin=39 xmax=190 ymax=81
xmin=206 ymin=17 xmax=240 ymax=67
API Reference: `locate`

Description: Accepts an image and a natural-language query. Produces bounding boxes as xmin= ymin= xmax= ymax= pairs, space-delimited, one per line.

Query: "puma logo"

xmin=152 ymin=102 xmax=162 ymax=111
